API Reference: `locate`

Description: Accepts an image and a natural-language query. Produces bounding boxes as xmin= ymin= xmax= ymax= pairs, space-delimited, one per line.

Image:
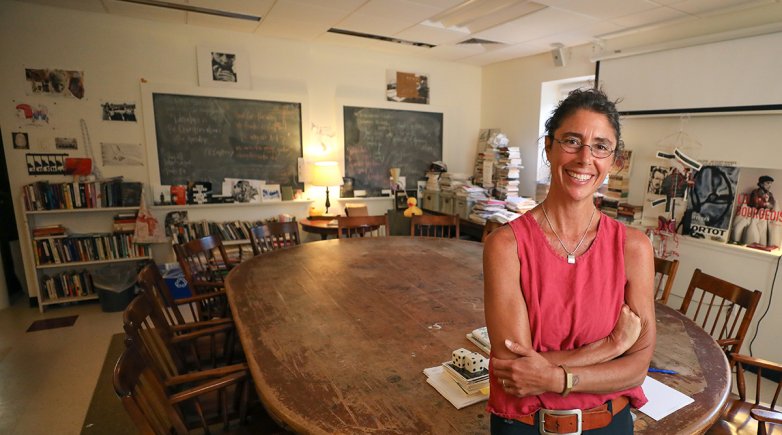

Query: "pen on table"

xmin=648 ymin=368 xmax=678 ymax=375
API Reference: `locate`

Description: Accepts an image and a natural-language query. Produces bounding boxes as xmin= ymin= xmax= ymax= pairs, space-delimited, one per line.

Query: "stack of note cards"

xmin=423 ymin=366 xmax=488 ymax=409
xmin=467 ymin=326 xmax=491 ymax=353
xmin=442 ymin=360 xmax=489 ymax=394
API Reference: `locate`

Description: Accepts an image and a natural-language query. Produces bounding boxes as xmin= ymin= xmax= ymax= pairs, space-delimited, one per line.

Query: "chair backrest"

xmin=337 ymin=215 xmax=390 ymax=238
xmin=411 ymin=214 xmax=460 ymax=239
xmin=344 ymin=203 xmax=369 ymax=217
xmin=249 ymin=222 xmax=301 ymax=256
xmin=123 ymin=291 xmax=188 ymax=380
xmin=114 ymin=341 xmax=190 ymax=435
xmin=174 ymin=234 xmax=232 ymax=291
xmin=482 ymin=221 xmax=503 ymax=242
xmin=267 ymin=221 xmax=301 ymax=248
xmin=137 ymin=262 xmax=230 ymax=325
xmin=678 ymin=268 xmax=762 ymax=355
xmin=653 ymin=257 xmax=680 ymax=305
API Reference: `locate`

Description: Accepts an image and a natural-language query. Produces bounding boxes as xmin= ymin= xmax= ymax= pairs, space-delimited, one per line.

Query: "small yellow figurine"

xmin=404 ymin=196 xmax=423 ymax=217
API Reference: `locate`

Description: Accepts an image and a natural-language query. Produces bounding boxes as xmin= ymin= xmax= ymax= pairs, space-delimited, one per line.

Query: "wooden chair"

xmin=174 ymin=234 xmax=236 ymax=294
xmin=482 ymin=221 xmax=503 ymax=242
xmin=123 ymin=290 xmax=244 ymax=373
xmin=678 ymin=269 xmax=762 ymax=356
xmin=708 ymin=353 xmax=781 ymax=435
xmin=249 ymin=222 xmax=301 ymax=256
xmin=653 ymin=257 xmax=680 ymax=305
xmin=411 ymin=214 xmax=460 ymax=239
xmin=337 ymin=215 xmax=390 ymax=238
xmin=344 ymin=203 xmax=369 ymax=217
xmin=114 ymin=338 xmax=250 ymax=434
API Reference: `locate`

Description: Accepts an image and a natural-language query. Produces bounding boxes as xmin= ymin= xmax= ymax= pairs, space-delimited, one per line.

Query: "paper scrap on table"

xmin=423 ymin=366 xmax=488 ymax=410
xmin=638 ymin=376 xmax=694 ymax=421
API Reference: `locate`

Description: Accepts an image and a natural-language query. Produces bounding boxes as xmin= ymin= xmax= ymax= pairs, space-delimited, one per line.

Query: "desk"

xmin=225 ymin=238 xmax=729 ymax=434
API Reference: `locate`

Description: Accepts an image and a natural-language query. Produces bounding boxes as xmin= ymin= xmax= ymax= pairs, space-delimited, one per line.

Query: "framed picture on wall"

xmin=196 ymin=45 xmax=251 ymax=90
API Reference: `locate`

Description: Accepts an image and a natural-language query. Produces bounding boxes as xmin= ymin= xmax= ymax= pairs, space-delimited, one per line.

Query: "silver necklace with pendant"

xmin=541 ymin=204 xmax=597 ymax=264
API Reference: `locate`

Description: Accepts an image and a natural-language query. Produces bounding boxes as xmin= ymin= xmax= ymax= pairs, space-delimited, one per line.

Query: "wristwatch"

xmin=560 ymin=365 xmax=573 ymax=397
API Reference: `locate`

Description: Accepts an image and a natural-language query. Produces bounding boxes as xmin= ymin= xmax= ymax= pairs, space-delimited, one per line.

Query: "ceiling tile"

xmin=188 ymin=0 xmax=275 ymax=17
xmin=666 ymin=0 xmax=770 ymax=15
xmin=16 ymin=0 xmax=106 ymax=12
xmin=535 ymin=0 xmax=660 ymax=20
xmin=473 ymin=7 xmax=595 ymax=44
xmin=608 ymin=5 xmax=689 ymax=28
xmin=395 ymin=23 xmax=470 ymax=45
xmin=186 ymin=12 xmax=261 ymax=33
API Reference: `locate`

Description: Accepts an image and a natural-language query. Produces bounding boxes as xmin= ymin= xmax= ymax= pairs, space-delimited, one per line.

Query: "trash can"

xmin=92 ymin=263 xmax=138 ymax=312
xmin=159 ymin=263 xmax=192 ymax=299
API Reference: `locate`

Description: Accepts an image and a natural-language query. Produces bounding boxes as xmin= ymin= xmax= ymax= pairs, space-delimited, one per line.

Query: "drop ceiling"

xmin=11 ymin=0 xmax=781 ymax=65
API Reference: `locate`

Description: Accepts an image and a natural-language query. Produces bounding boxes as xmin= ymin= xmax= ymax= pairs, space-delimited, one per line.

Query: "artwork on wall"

xmin=386 ymin=70 xmax=429 ymax=104
xmin=681 ymin=162 xmax=739 ymax=243
xmin=55 ymin=137 xmax=77 ymax=150
xmin=223 ymin=178 xmax=262 ymax=203
xmin=24 ymin=68 xmax=84 ymax=99
xmin=15 ymin=102 xmax=51 ymax=126
xmin=197 ymin=45 xmax=251 ymax=90
xmin=12 ymin=132 xmax=29 ymax=149
xmin=101 ymin=102 xmax=137 ymax=122
xmin=26 ymin=153 xmax=66 ymax=175
xmin=262 ymin=184 xmax=282 ymax=202
xmin=101 ymin=142 xmax=144 ymax=166
xmin=728 ymin=167 xmax=782 ymax=250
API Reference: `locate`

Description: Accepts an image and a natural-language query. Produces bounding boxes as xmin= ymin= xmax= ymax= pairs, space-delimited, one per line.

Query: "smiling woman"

xmin=483 ymin=88 xmax=656 ymax=434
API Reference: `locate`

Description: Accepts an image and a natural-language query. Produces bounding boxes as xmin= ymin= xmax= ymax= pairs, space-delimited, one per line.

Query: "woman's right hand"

xmin=609 ymin=304 xmax=642 ymax=355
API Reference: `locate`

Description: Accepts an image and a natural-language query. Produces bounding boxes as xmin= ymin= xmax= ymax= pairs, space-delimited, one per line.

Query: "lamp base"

xmin=325 ymin=186 xmax=331 ymax=214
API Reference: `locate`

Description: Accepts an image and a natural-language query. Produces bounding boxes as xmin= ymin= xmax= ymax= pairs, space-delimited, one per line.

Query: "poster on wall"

xmin=642 ymin=165 xmax=689 ymax=229
xmin=386 ymin=70 xmax=429 ymax=104
xmin=101 ymin=142 xmax=144 ymax=166
xmin=101 ymin=102 xmax=137 ymax=122
xmin=728 ymin=167 xmax=782 ymax=250
xmin=196 ymin=46 xmax=251 ymax=90
xmin=24 ymin=68 xmax=84 ymax=99
xmin=681 ymin=162 xmax=740 ymax=243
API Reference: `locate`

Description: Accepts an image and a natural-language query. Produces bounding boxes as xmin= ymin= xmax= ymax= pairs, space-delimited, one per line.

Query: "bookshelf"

xmin=21 ymin=181 xmax=150 ymax=312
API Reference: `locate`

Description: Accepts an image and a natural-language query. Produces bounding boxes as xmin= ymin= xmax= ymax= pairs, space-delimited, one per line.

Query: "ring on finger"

xmin=502 ymin=379 xmax=507 ymax=388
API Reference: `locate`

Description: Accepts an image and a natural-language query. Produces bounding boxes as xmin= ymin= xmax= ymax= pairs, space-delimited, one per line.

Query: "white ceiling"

xmin=12 ymin=0 xmax=780 ymax=65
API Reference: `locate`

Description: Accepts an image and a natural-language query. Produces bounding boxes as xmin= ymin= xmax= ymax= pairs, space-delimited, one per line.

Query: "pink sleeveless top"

xmin=487 ymin=212 xmax=647 ymax=418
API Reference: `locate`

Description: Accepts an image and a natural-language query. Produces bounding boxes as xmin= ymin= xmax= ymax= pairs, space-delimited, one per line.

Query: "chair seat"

xmin=706 ymin=398 xmax=782 ymax=435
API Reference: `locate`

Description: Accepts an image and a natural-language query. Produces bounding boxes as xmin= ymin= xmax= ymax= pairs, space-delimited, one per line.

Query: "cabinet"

xmin=23 ymin=206 xmax=151 ymax=312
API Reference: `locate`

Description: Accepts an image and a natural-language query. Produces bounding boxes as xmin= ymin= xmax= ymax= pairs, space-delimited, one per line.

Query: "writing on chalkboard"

xmin=151 ymin=93 xmax=302 ymax=190
xmin=344 ymin=106 xmax=442 ymax=194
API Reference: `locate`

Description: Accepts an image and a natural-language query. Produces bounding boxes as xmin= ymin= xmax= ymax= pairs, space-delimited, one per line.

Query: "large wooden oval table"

xmin=225 ymin=237 xmax=730 ymax=434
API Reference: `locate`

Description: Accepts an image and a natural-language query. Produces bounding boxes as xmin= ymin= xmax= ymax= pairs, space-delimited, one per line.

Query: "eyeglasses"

xmin=554 ymin=137 xmax=615 ymax=159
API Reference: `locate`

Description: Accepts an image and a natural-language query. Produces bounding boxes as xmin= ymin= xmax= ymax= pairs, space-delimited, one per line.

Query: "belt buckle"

xmin=539 ymin=408 xmax=582 ymax=435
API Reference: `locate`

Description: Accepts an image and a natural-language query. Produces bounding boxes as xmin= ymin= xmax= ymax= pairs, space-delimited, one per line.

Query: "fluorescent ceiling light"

xmin=117 ymin=0 xmax=261 ymax=22
xmin=422 ymin=0 xmax=546 ymax=33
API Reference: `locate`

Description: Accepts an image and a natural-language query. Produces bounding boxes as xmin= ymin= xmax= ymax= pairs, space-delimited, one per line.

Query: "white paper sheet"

xmin=423 ymin=366 xmax=488 ymax=409
xmin=638 ymin=376 xmax=694 ymax=421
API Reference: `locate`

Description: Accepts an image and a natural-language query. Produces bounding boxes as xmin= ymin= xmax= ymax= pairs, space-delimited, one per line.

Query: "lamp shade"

xmin=310 ymin=161 xmax=343 ymax=186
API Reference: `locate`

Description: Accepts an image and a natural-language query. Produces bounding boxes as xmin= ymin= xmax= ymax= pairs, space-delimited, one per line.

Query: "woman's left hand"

xmin=492 ymin=339 xmax=560 ymax=397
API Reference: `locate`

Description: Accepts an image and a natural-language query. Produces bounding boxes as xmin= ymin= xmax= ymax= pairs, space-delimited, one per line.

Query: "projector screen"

xmin=599 ymin=31 xmax=782 ymax=114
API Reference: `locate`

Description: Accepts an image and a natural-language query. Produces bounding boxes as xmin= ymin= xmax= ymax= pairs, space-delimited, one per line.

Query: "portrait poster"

xmin=386 ymin=70 xmax=429 ymax=104
xmin=642 ymin=165 xmax=688 ymax=230
xmin=727 ymin=167 xmax=782 ymax=249
xmin=12 ymin=132 xmax=29 ymax=149
xmin=223 ymin=178 xmax=263 ymax=203
xmin=197 ymin=46 xmax=251 ymax=90
xmin=25 ymin=68 xmax=84 ymax=99
xmin=681 ymin=163 xmax=740 ymax=243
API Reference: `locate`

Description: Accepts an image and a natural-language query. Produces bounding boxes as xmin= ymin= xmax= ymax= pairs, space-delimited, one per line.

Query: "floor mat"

xmin=26 ymin=315 xmax=78 ymax=332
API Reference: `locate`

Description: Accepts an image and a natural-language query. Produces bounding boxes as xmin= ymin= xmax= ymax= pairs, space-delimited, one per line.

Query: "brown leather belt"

xmin=516 ymin=396 xmax=629 ymax=434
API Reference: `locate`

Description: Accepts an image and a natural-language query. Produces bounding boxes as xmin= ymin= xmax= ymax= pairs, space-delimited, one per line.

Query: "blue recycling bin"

xmin=159 ymin=264 xmax=192 ymax=299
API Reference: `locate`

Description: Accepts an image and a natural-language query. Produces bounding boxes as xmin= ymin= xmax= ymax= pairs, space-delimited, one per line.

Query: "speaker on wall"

xmin=551 ymin=47 xmax=566 ymax=67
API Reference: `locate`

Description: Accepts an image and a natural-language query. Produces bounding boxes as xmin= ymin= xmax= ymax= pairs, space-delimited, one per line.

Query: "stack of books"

xmin=441 ymin=360 xmax=489 ymax=395
xmin=32 ymin=224 xmax=66 ymax=238
xmin=113 ymin=213 xmax=138 ymax=233
xmin=616 ymin=203 xmax=643 ymax=226
xmin=494 ymin=147 xmax=522 ymax=200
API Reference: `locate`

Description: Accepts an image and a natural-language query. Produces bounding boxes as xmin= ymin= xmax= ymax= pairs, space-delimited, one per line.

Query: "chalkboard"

xmin=151 ymin=93 xmax=302 ymax=189
xmin=344 ymin=106 xmax=442 ymax=194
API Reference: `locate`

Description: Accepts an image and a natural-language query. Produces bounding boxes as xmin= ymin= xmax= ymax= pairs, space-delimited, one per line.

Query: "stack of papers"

xmin=423 ymin=366 xmax=489 ymax=409
xmin=638 ymin=376 xmax=694 ymax=420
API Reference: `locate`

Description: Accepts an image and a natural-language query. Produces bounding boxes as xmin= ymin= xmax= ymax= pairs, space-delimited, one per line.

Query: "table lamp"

xmin=310 ymin=161 xmax=343 ymax=214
